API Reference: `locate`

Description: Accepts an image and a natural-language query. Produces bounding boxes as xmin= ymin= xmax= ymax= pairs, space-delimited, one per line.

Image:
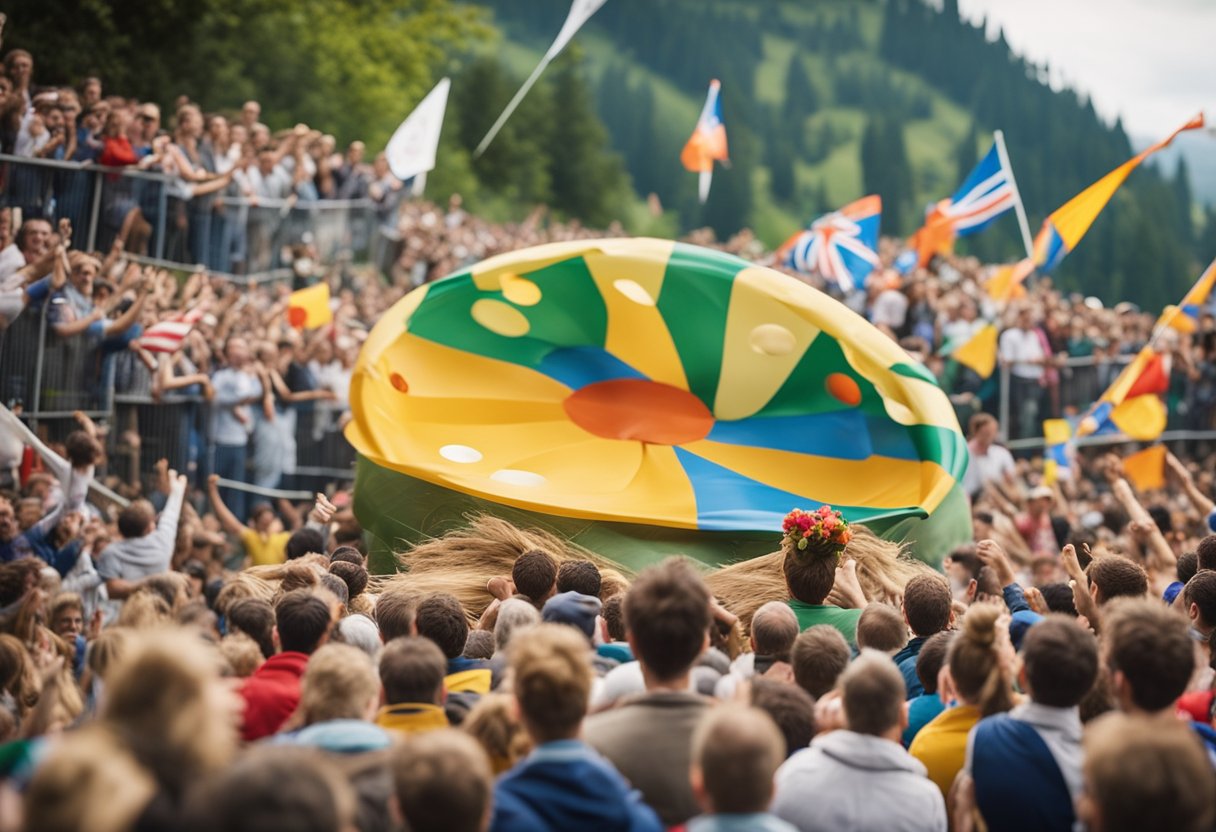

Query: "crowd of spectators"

xmin=3 ymin=30 xmax=1216 ymax=832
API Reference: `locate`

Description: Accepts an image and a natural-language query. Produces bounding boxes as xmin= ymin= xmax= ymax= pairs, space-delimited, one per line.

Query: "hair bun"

xmin=961 ymin=604 xmax=999 ymax=648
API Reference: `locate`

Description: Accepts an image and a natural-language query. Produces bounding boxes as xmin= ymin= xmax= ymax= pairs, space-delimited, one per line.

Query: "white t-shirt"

xmin=871 ymin=289 xmax=909 ymax=329
xmin=998 ymin=327 xmax=1045 ymax=380
xmin=963 ymin=442 xmax=1015 ymax=496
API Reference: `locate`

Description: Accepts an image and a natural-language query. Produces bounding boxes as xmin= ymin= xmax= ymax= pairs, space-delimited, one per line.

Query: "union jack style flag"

xmin=777 ymin=195 xmax=881 ymax=293
xmin=942 ymin=143 xmax=1016 ymax=236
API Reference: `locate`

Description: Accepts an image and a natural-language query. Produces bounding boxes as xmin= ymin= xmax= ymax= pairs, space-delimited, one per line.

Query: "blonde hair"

xmin=947 ymin=604 xmax=1014 ymax=717
xmin=509 ymin=623 xmax=592 ymax=742
xmin=101 ymin=629 xmax=236 ymax=799
xmin=24 ymin=726 xmax=156 ymax=832
xmin=115 ymin=591 xmax=172 ymax=629
xmin=462 ymin=693 xmax=530 ymax=775
xmin=218 ymin=633 xmax=264 ymax=678
xmin=299 ymin=643 xmax=380 ymax=725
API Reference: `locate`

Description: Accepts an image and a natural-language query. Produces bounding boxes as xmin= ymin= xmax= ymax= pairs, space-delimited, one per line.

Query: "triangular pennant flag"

xmin=682 ymin=79 xmax=729 ymax=203
xmin=287 ymin=283 xmax=332 ymax=329
xmin=1109 ymin=395 xmax=1167 ymax=441
xmin=386 ymin=78 xmax=450 ymax=183
xmin=985 ymin=258 xmax=1034 ymax=303
xmin=950 ymin=324 xmax=998 ymax=378
xmin=1122 ymin=445 xmax=1166 ymax=491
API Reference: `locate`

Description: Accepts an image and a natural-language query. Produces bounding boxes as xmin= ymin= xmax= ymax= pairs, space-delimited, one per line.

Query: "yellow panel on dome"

xmin=714 ymin=267 xmax=821 ymax=420
xmin=583 ymin=240 xmax=688 ymax=389
xmin=682 ymin=438 xmax=954 ymax=511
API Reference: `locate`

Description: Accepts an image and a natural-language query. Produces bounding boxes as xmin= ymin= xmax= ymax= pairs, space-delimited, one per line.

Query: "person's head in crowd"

xmin=942 ymin=604 xmax=1014 ymax=717
xmin=556 ymin=559 xmax=602 ymax=598
xmin=1039 ymin=582 xmax=1078 ymax=616
xmin=182 ymin=560 xmax=207 ymax=598
xmin=493 ymin=597 xmax=540 ymax=655
xmin=1197 ymin=534 xmax=1216 ymax=572
xmin=510 ymin=623 xmax=592 ymax=743
xmin=329 ymin=545 xmax=365 ymax=567
xmin=64 ymin=429 xmax=103 ymax=469
xmin=690 ymin=704 xmax=786 ymax=816
xmin=792 ymin=624 xmax=851 ymax=698
xmin=227 ymin=597 xmax=276 ymax=659
xmin=1183 ymin=570 xmax=1216 ymax=637
xmin=916 ymin=630 xmax=954 ymax=698
xmin=903 ymin=574 xmax=956 ymax=639
xmin=14 ymin=496 xmax=41 ymax=530
xmin=541 ymin=591 xmax=601 ymax=641
xmin=16 ymin=216 xmax=52 ymax=262
xmin=297 ymin=643 xmax=380 ymax=726
xmin=346 ymin=140 xmax=366 ymax=164
xmin=102 ymin=631 xmax=241 ymax=802
xmin=602 ymin=594 xmax=625 ymax=642
xmin=332 ymin=614 xmax=381 ymax=658
xmin=390 ymin=730 xmax=493 ymax=832
xmin=4 ymin=49 xmax=33 ymax=93
xmin=968 ymin=412 xmax=999 ymax=447
xmin=1030 ymin=554 xmax=1058 ymax=586
xmin=24 ymin=726 xmax=156 ymax=832
xmin=1102 ymin=597 xmax=1194 ymax=715
xmin=414 ymin=593 xmax=469 ymax=661
xmin=219 ymin=634 xmax=263 ymax=678
xmin=1078 ymin=714 xmax=1215 ymax=832
xmin=115 ymin=499 xmax=160 ymax=540
xmin=782 ymin=536 xmax=838 ymax=606
xmin=1086 ymin=556 xmax=1148 ymax=605
xmin=79 ymin=76 xmax=102 ymax=108
xmin=241 ymin=99 xmax=261 ymax=129
xmin=50 ymin=593 xmax=84 ymax=641
xmin=142 ymin=572 xmax=190 ymax=611
xmin=286 ymin=527 xmax=324 ymax=560
xmin=0 ymin=497 xmax=16 ymax=545
xmin=857 ymin=603 xmax=908 ymax=655
xmin=1018 ymin=616 xmax=1098 ymax=708
xmin=134 ymin=103 xmax=160 ymax=141
xmin=380 ymin=637 xmax=446 ymax=707
xmin=248 ymin=503 xmax=277 ymax=534
xmin=840 ymin=650 xmax=907 ymax=738
xmin=512 ymin=549 xmax=558 ymax=608
xmin=330 ymin=559 xmax=370 ymax=599
xmin=174 ymin=103 xmax=202 ymax=141
xmin=943 ymin=545 xmax=981 ymax=604
xmin=317 ymin=573 xmax=348 ymax=609
xmin=1177 ymin=550 xmax=1199 ymax=585
xmin=749 ymin=678 xmax=815 ymax=758
xmin=624 ymin=558 xmax=710 ymax=686
xmin=274 ymin=590 xmax=334 ymax=656
xmin=374 ymin=587 xmax=416 ymax=643
xmin=183 ymin=745 xmax=356 ymax=832
xmin=750 ymin=600 xmax=799 ymax=660
xmin=463 ymin=630 xmax=494 ymax=660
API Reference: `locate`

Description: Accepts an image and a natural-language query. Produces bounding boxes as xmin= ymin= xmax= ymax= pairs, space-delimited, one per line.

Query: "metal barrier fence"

xmin=0 ymin=153 xmax=383 ymax=276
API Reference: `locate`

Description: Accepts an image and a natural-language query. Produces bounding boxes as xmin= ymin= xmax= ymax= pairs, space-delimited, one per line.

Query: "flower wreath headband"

xmin=782 ymin=506 xmax=852 ymax=560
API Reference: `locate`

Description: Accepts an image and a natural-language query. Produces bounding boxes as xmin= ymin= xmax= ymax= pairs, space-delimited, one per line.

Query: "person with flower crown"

xmin=780 ymin=506 xmax=863 ymax=646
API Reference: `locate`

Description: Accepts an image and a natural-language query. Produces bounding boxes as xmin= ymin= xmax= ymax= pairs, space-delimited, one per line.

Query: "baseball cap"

xmin=541 ymin=591 xmax=601 ymax=639
xmin=1009 ymin=609 xmax=1044 ymax=651
xmin=1029 ymin=485 xmax=1053 ymax=501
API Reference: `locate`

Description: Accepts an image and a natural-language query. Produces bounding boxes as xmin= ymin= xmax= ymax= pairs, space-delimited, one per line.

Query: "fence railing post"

xmin=154 ymin=182 xmax=168 ymax=261
xmin=998 ymin=363 xmax=1010 ymax=443
xmin=29 ymin=305 xmax=47 ymax=431
xmin=85 ymin=168 xmax=102 ymax=252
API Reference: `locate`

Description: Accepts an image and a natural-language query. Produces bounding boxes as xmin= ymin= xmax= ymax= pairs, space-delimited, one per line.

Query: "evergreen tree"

xmin=955 ymin=122 xmax=979 ymax=184
xmin=861 ymin=116 xmax=913 ymax=234
xmin=784 ymin=55 xmax=818 ymax=125
xmin=1199 ymin=206 xmax=1216 ymax=265
xmin=769 ymin=138 xmax=796 ymax=203
xmin=545 ymin=52 xmax=631 ymax=227
xmin=1173 ymin=158 xmax=1195 ymax=246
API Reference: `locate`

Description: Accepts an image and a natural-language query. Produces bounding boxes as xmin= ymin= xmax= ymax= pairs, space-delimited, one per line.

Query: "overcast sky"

xmin=957 ymin=0 xmax=1215 ymax=139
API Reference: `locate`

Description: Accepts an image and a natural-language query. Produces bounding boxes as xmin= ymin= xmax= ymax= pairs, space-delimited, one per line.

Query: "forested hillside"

xmin=473 ymin=0 xmax=1213 ymax=305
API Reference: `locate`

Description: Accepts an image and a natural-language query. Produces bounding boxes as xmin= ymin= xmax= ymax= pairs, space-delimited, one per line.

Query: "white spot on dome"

xmin=613 ymin=279 xmax=655 ymax=306
xmin=490 ymin=469 xmax=547 ymax=488
xmin=440 ymin=445 xmax=483 ymax=464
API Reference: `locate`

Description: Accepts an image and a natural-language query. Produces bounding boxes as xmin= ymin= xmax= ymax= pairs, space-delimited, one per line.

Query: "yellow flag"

xmin=1122 ymin=445 xmax=1166 ymax=491
xmin=985 ymin=258 xmax=1033 ymax=303
xmin=287 ymin=283 xmax=333 ymax=329
xmin=951 ymin=324 xmax=997 ymax=379
xmin=1109 ymin=395 xmax=1167 ymax=441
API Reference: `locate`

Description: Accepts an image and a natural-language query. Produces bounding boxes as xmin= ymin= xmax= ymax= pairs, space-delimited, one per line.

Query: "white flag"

xmin=386 ymin=77 xmax=451 ymax=182
xmin=473 ymin=0 xmax=607 ymax=158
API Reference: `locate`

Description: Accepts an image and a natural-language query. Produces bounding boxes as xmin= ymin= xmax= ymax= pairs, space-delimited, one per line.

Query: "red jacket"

xmin=239 ymin=651 xmax=310 ymax=742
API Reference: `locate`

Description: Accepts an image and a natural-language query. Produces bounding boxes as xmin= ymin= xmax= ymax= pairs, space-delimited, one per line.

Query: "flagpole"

xmin=993 ymin=130 xmax=1035 ymax=262
xmin=474 ymin=55 xmax=553 ymax=158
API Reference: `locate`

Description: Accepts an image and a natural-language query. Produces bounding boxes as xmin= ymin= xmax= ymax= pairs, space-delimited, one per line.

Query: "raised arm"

xmin=1167 ymin=451 xmax=1215 ymax=517
xmin=207 ymin=473 xmax=248 ymax=536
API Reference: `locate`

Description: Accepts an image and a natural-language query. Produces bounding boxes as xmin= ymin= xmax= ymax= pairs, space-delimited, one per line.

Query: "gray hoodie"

xmin=772 ymin=730 xmax=947 ymax=832
xmin=97 ymin=478 xmax=186 ymax=582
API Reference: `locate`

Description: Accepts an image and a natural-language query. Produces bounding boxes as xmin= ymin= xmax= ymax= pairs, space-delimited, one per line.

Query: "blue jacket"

xmin=971 ymin=714 xmax=1073 ymax=832
xmin=491 ymin=740 xmax=663 ymax=832
xmin=893 ymin=636 xmax=928 ymax=699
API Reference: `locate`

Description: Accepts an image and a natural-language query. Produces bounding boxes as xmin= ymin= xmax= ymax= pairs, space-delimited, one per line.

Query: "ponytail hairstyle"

xmin=782 ymin=507 xmax=852 ymax=606
xmin=946 ymin=604 xmax=1014 ymax=717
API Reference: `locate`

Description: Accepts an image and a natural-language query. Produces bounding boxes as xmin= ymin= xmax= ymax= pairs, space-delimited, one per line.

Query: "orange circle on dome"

xmin=564 ymin=379 xmax=714 ymax=445
xmin=390 ymin=372 xmax=409 ymax=393
xmin=826 ymin=373 xmax=861 ymax=406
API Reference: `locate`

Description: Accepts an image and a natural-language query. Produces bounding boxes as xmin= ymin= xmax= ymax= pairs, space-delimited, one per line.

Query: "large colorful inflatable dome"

xmin=347 ymin=238 xmax=970 ymax=572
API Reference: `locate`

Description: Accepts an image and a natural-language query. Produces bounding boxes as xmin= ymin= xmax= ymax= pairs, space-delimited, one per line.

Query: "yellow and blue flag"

xmin=1033 ymin=114 xmax=1203 ymax=272
xmin=1042 ymin=418 xmax=1072 ymax=485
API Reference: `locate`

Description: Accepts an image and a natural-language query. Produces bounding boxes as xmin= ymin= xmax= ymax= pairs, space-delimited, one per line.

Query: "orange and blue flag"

xmin=1033 ymin=113 xmax=1204 ymax=272
xmin=681 ymin=79 xmax=729 ymax=203
xmin=777 ymin=195 xmax=881 ymax=293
